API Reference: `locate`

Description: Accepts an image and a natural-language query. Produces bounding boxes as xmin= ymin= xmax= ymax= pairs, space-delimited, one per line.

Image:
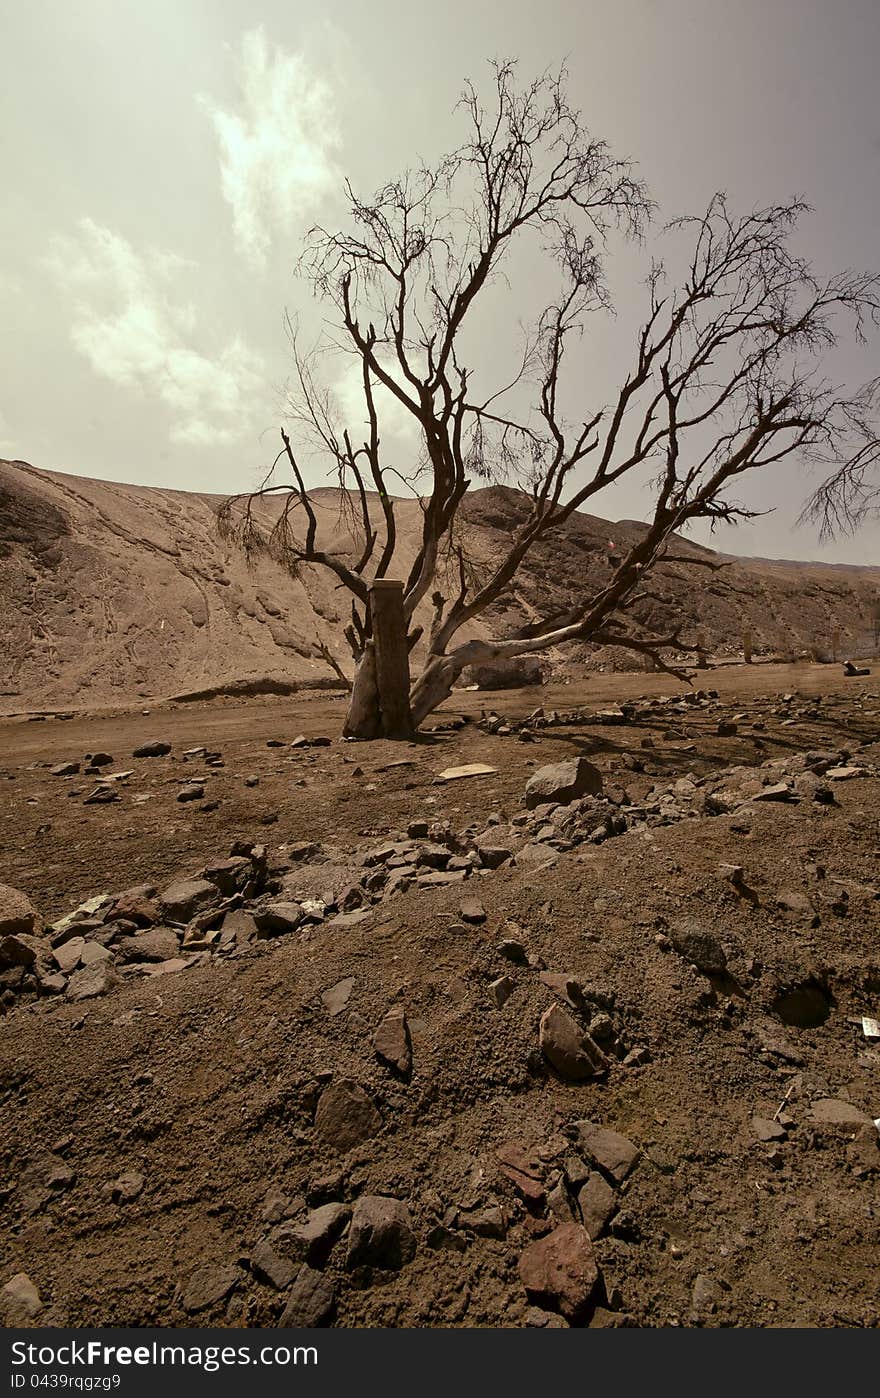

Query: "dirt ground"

xmin=1 ymin=662 xmax=879 ymax=1329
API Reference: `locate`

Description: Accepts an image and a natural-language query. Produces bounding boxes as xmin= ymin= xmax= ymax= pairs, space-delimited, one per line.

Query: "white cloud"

xmin=203 ymin=28 xmax=341 ymax=268
xmin=332 ymin=356 xmax=420 ymax=446
xmin=47 ymin=220 xmax=264 ymax=446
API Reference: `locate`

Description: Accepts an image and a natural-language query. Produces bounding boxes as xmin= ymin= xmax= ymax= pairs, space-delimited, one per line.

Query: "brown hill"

xmin=1 ymin=458 xmax=878 ymax=712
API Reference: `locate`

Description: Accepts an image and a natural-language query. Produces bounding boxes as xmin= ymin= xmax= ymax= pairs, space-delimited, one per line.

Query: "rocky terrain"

xmin=1 ymin=667 xmax=878 ymax=1329
xmin=3 ymin=457 xmax=879 ymax=713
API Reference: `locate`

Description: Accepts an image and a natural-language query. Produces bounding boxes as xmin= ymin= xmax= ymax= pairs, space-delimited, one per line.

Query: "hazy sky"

xmin=2 ymin=0 xmax=878 ymax=563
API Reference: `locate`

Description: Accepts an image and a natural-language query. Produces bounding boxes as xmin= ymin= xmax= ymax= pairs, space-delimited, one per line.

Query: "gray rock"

xmin=133 ymin=742 xmax=171 ymax=757
xmin=314 ymin=1079 xmax=381 ymax=1151
xmin=253 ymin=902 xmax=302 ymax=936
xmin=752 ymin=1116 xmax=786 ymax=1142
xmin=808 ymin=1098 xmax=871 ymax=1126
xmin=475 ymin=843 xmax=512 ymax=869
xmin=346 ymin=1195 xmax=416 ymax=1269
xmin=52 ymin=936 xmax=85 ymax=973
xmin=459 ymin=897 xmax=486 ymax=924
xmin=51 ymin=762 xmax=80 ymax=776
xmin=691 ymin=1273 xmax=725 ymax=1318
xmin=0 ymin=885 xmax=38 ymax=939
xmin=277 ymin=1266 xmax=335 ymax=1327
xmin=79 ymin=941 xmax=112 ymax=966
xmin=524 ymin=759 xmax=603 ymax=810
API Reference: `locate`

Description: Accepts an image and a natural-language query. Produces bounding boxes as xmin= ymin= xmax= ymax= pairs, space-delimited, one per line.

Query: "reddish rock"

xmin=373 ymin=1008 xmax=412 ymax=1076
xmin=518 ymin=1223 xmax=600 ymax=1320
xmin=0 ymin=885 xmax=38 ymax=940
xmin=314 ymin=1079 xmax=381 ymax=1152
xmin=573 ymin=1121 xmax=641 ymax=1183
xmin=539 ymin=1005 xmax=609 ymax=1080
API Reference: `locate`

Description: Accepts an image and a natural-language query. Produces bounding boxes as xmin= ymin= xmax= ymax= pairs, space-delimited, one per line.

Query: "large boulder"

xmin=461 ymin=656 xmax=544 ymax=690
xmin=0 ymin=885 xmax=38 ymax=939
xmin=524 ymin=758 xmax=603 ymax=810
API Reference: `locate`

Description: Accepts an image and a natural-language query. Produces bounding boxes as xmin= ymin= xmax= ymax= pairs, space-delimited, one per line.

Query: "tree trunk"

xmin=410 ymin=654 xmax=460 ymax=728
xmin=342 ymin=644 xmax=382 ymax=739
xmin=370 ymin=580 xmax=415 ymax=739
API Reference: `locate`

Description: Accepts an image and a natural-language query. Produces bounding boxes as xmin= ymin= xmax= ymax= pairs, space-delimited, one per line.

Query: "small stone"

xmin=180 ymin=1264 xmax=240 ymax=1314
xmin=115 ymin=927 xmax=180 ymax=963
xmin=808 ymin=1098 xmax=871 ymax=1126
xmin=47 ymin=1162 xmax=75 ymax=1190
xmin=177 ymin=783 xmax=205 ymax=803
xmin=52 ymin=936 xmax=85 ymax=973
xmin=373 ymin=1008 xmax=412 ymax=1076
xmin=261 ymin=1187 xmax=293 ymax=1224
xmin=66 ymin=961 xmax=120 ymax=1001
xmin=518 ymin=1222 xmax=599 ymax=1321
xmin=752 ymin=1116 xmax=786 ymax=1143
xmin=79 ymin=941 xmax=112 ymax=966
xmin=1 ymin=1273 xmax=42 ymax=1325
xmin=292 ymin=1203 xmax=351 ymax=1266
xmin=498 ymin=939 xmax=528 ymax=964
xmin=573 ymin=1121 xmax=641 ymax=1183
xmin=459 ymin=897 xmax=486 ymax=924
xmin=752 ymin=781 xmax=795 ymax=802
xmin=111 ymin=1170 xmax=145 ymax=1203
xmin=159 ymin=878 xmax=219 ymax=922
xmin=321 ymin=977 xmax=355 ymax=1016
xmin=346 ymin=1195 xmax=416 ymax=1269
xmin=253 ymin=902 xmax=302 ymax=936
xmin=691 ymin=1273 xmax=725 ymax=1318
xmin=278 ymin=1266 xmax=335 ymax=1327
xmin=133 ymin=742 xmax=171 ymax=758
xmin=314 ymin=1079 xmax=381 ymax=1151
xmin=669 ymin=920 xmax=727 ymax=974
xmin=490 ymin=975 xmax=515 ymax=1008
xmin=539 ymin=1004 xmax=610 ymax=1080
xmin=250 ymin=1239 xmax=300 ymax=1290
xmin=51 ymin=762 xmax=80 ymax=776
xmin=577 ymin=1172 xmax=617 ymax=1239
xmin=524 ymin=759 xmax=603 ymax=810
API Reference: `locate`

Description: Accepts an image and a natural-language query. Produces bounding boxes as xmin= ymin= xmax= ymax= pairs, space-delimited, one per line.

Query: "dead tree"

xmin=801 ymin=373 xmax=880 ymax=537
xmin=219 ymin=61 xmax=880 ymax=738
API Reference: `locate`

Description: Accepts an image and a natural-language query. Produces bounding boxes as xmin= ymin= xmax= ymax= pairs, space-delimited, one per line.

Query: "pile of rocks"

xmin=172 ymin=1111 xmax=643 ymax=1328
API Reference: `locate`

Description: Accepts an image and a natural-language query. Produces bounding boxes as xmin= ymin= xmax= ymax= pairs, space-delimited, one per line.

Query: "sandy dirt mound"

xmin=1 ymin=671 xmax=878 ymax=1328
xmin=2 ymin=459 xmax=878 ymax=713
